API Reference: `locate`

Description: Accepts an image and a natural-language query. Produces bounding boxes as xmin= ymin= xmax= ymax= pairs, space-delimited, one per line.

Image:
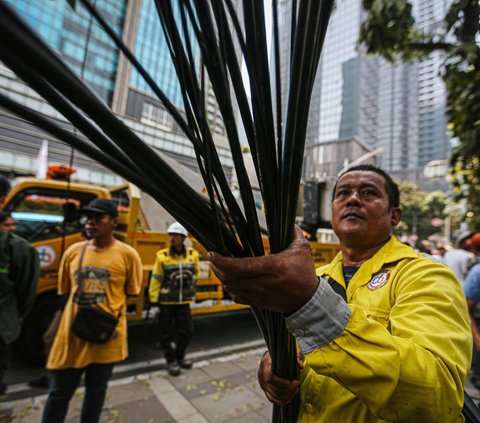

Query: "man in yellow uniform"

xmin=149 ymin=222 xmax=200 ymax=376
xmin=209 ymin=165 xmax=472 ymax=422
xmin=42 ymin=198 xmax=142 ymax=423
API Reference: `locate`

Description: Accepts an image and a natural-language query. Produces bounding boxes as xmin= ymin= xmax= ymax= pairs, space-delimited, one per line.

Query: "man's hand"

xmin=258 ymin=351 xmax=300 ymax=405
xmin=208 ymin=226 xmax=319 ymax=313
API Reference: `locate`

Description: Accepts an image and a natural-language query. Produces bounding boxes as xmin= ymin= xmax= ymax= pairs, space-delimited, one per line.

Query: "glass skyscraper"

xmin=130 ymin=1 xmax=199 ymax=110
xmin=376 ymin=61 xmax=419 ymax=177
xmin=413 ymin=0 xmax=452 ymax=168
xmin=0 ymin=0 xmax=231 ymax=184
xmin=314 ymin=0 xmax=379 ymax=146
xmin=7 ymin=0 xmax=127 ymax=105
xmin=276 ymin=0 xmax=452 ymax=186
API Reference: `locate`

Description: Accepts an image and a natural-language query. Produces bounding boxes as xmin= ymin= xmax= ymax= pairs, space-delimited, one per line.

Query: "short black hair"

xmin=332 ymin=164 xmax=400 ymax=208
xmin=0 ymin=176 xmax=11 ymax=198
xmin=0 ymin=211 xmax=12 ymax=224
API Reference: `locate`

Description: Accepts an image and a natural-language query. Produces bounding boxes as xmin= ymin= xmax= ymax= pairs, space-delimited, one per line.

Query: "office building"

xmin=413 ymin=0 xmax=452 ymax=168
xmin=275 ymin=0 xmax=451 ymax=186
xmin=0 ymin=0 xmax=231 ymax=184
xmin=274 ymin=0 xmax=383 ymax=180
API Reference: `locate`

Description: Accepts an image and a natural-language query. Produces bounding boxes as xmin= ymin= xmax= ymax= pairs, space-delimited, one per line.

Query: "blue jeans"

xmin=41 ymin=363 xmax=114 ymax=423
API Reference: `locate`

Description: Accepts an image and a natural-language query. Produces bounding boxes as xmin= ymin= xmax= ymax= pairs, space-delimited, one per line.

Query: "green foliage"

xmin=359 ymin=0 xmax=427 ymax=62
xmin=360 ymin=0 xmax=480 ymax=226
xmin=395 ymin=181 xmax=448 ymax=240
xmin=449 ymin=153 xmax=480 ymax=228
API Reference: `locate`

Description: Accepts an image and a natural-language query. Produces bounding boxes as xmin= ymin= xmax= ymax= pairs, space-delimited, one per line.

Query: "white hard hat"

xmin=167 ymin=222 xmax=188 ymax=237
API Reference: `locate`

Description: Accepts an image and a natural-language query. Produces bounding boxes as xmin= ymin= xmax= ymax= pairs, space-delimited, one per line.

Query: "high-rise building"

xmin=0 ymin=0 xmax=231 ymax=184
xmin=276 ymin=0 xmax=384 ymax=180
xmin=413 ymin=0 xmax=451 ymax=168
xmin=376 ymin=61 xmax=419 ymax=179
xmin=275 ymin=0 xmax=451 ymax=186
xmin=313 ymin=1 xmax=379 ymax=148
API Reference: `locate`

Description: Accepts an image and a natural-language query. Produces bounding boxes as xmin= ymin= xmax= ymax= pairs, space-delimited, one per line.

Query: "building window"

xmin=141 ymin=102 xmax=174 ymax=130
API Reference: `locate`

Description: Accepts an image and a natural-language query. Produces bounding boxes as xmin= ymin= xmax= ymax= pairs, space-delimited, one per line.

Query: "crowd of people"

xmin=413 ymin=231 xmax=479 ymax=278
xmin=2 ymin=166 xmax=480 ymax=421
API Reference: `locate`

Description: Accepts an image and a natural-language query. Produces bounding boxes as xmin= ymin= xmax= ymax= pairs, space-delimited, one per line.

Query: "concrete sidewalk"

xmin=0 ymin=347 xmax=271 ymax=422
xmin=2 ymin=348 xmax=480 ymax=422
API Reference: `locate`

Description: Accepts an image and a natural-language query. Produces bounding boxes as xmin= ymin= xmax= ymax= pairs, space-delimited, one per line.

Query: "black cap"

xmin=79 ymin=198 xmax=118 ymax=218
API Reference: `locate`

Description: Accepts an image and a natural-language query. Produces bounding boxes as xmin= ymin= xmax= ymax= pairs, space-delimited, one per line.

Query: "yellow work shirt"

xmin=149 ymin=246 xmax=200 ymax=305
xmin=47 ymin=240 xmax=142 ymax=369
xmin=295 ymin=236 xmax=471 ymax=422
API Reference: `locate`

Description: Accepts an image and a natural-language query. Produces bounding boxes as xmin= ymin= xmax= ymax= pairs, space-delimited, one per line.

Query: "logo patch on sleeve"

xmin=367 ymin=270 xmax=390 ymax=291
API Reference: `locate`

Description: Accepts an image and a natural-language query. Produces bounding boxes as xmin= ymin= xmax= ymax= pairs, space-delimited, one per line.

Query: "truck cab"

xmin=2 ymin=178 xmax=111 ymax=364
xmin=1 ymin=177 xmax=248 ymax=364
xmin=2 ymin=175 xmax=341 ymax=365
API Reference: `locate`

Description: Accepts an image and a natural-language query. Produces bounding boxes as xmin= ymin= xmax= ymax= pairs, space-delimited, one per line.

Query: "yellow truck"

xmin=2 ymin=175 xmax=340 ymax=364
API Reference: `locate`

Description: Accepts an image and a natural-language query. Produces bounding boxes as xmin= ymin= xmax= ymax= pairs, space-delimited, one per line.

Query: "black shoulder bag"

xmin=71 ymin=242 xmax=122 ymax=344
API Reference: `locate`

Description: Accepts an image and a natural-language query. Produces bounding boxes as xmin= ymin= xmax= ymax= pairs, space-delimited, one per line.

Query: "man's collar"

xmin=319 ymin=236 xmax=418 ymax=280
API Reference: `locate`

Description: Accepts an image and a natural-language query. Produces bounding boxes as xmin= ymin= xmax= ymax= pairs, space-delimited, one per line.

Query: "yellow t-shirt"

xmin=47 ymin=240 xmax=142 ymax=370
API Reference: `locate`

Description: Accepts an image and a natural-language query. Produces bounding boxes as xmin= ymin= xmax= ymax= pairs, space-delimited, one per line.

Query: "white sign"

xmin=36 ymin=245 xmax=56 ymax=268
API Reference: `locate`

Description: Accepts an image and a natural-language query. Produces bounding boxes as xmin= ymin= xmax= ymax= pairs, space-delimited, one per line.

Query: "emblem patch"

xmin=367 ymin=270 xmax=390 ymax=291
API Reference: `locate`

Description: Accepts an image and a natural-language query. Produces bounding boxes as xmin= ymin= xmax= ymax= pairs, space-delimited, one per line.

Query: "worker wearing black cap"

xmin=42 ymin=198 xmax=142 ymax=423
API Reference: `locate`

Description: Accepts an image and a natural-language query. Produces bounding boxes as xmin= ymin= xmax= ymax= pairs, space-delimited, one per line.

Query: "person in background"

xmin=467 ymin=233 xmax=480 ymax=267
xmin=416 ymin=239 xmax=442 ymax=262
xmin=463 ymin=244 xmax=480 ymax=389
xmin=41 ymin=199 xmax=142 ymax=423
xmin=444 ymin=231 xmax=475 ymax=284
xmin=0 ymin=216 xmax=39 ymax=395
xmin=209 ymin=164 xmax=471 ymax=422
xmin=432 ymin=245 xmax=447 ymax=263
xmin=149 ymin=222 xmax=200 ymax=376
xmin=0 ymin=212 xmax=16 ymax=233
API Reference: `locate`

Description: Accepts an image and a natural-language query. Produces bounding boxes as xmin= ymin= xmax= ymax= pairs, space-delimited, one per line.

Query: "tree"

xmin=359 ymin=0 xmax=480 ymax=229
xmin=395 ymin=180 xmax=449 ymax=241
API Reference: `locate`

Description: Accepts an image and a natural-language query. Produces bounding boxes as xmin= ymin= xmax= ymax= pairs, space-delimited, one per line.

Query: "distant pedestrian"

xmin=444 ymin=231 xmax=475 ymax=284
xmin=0 ymin=225 xmax=39 ymax=395
xmin=149 ymin=222 xmax=200 ymax=376
xmin=42 ymin=199 xmax=142 ymax=423
xmin=467 ymin=233 xmax=480 ymax=268
xmin=417 ymin=239 xmax=442 ymax=262
xmin=434 ymin=245 xmax=447 ymax=263
xmin=463 ymin=261 xmax=480 ymax=388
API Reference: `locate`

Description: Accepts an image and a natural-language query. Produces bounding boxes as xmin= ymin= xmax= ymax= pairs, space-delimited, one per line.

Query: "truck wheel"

xmin=15 ymin=294 xmax=58 ymax=366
